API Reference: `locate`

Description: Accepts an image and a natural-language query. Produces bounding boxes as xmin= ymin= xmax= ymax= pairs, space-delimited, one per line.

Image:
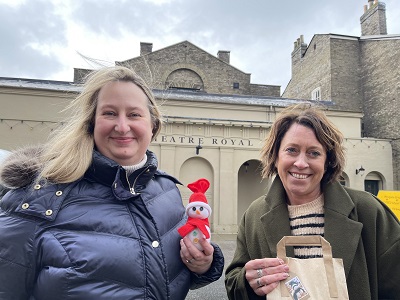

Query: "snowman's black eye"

xmin=191 ymin=207 xmax=196 ymax=211
xmin=200 ymin=207 xmax=204 ymax=211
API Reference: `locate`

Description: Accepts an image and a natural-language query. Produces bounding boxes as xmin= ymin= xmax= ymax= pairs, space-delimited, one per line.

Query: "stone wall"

xmin=330 ymin=38 xmax=363 ymax=111
xmin=360 ymin=38 xmax=400 ymax=188
xmin=249 ymin=84 xmax=280 ymax=97
xmin=283 ymin=35 xmax=332 ymax=103
xmin=73 ymin=41 xmax=281 ymax=97
xmin=360 ymin=2 xmax=387 ymax=36
xmin=117 ymin=41 xmax=278 ymax=97
xmin=284 ymin=35 xmax=364 ymax=112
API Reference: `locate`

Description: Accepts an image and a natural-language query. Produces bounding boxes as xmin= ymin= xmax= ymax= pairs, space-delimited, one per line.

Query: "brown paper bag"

xmin=267 ymin=236 xmax=349 ymax=299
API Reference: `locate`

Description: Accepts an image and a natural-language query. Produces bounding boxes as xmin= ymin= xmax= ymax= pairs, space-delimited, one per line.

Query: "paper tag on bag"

xmin=284 ymin=276 xmax=310 ymax=300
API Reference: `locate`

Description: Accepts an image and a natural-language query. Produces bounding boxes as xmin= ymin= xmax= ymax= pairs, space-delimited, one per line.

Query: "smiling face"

xmin=276 ymin=123 xmax=327 ymax=205
xmin=93 ymin=80 xmax=153 ymax=166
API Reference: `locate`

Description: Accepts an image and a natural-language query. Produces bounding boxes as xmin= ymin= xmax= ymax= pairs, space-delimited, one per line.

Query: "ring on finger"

xmin=256 ymin=268 xmax=263 ymax=278
xmin=256 ymin=278 xmax=263 ymax=288
xmin=186 ymin=258 xmax=194 ymax=264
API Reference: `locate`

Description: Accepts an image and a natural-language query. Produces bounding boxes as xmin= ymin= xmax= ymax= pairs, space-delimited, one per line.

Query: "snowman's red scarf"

xmin=177 ymin=217 xmax=210 ymax=239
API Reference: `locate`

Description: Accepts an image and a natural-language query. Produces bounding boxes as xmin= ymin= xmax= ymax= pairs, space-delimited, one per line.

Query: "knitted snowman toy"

xmin=177 ymin=178 xmax=212 ymax=251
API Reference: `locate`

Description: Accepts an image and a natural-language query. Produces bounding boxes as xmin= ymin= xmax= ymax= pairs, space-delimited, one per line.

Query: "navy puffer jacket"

xmin=0 ymin=148 xmax=224 ymax=300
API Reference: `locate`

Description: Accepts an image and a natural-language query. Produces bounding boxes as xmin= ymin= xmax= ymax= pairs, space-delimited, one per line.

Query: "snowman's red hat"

xmin=185 ymin=178 xmax=212 ymax=215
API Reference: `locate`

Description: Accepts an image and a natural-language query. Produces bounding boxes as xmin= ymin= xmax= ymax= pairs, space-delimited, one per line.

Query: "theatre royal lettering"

xmin=156 ymin=135 xmax=256 ymax=147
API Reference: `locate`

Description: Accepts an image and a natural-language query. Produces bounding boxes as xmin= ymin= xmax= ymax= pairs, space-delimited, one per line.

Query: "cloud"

xmin=1 ymin=0 xmax=399 ymax=90
xmin=0 ymin=0 xmax=67 ymax=78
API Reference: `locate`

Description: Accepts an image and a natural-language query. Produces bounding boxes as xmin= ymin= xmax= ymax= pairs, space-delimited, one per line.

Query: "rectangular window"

xmin=233 ymin=82 xmax=239 ymax=89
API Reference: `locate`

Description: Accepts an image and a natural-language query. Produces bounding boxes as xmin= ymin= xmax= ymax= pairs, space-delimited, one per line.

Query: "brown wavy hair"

xmin=260 ymin=103 xmax=346 ymax=183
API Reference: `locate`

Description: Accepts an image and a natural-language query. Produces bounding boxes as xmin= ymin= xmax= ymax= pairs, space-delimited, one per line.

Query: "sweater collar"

xmin=85 ymin=150 xmax=158 ymax=192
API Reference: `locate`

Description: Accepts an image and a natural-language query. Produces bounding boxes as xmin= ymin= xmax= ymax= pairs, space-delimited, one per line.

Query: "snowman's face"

xmin=188 ymin=205 xmax=209 ymax=219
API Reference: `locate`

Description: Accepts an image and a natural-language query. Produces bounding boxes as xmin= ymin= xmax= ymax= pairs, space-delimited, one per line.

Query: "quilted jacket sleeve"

xmin=190 ymin=242 xmax=224 ymax=289
xmin=0 ymin=208 xmax=37 ymax=299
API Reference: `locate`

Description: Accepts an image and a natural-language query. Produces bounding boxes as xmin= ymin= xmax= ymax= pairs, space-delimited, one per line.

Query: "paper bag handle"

xmin=276 ymin=236 xmax=338 ymax=298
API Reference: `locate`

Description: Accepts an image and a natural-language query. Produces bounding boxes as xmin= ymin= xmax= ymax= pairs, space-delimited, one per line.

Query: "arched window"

xmin=165 ymin=68 xmax=204 ymax=91
xmin=364 ymin=172 xmax=383 ymax=196
xmin=311 ymin=87 xmax=321 ymax=100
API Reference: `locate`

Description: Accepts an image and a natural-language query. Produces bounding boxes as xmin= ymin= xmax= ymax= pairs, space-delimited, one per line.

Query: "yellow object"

xmin=377 ymin=190 xmax=400 ymax=220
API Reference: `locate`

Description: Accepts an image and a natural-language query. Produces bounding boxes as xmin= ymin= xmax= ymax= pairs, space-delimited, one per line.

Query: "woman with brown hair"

xmin=225 ymin=104 xmax=399 ymax=299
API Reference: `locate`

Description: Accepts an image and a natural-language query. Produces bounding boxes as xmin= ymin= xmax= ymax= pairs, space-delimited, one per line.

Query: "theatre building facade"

xmin=0 ymin=39 xmax=394 ymax=234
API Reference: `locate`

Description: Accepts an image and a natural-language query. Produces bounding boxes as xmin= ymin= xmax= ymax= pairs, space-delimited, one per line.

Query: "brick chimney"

xmin=291 ymin=35 xmax=308 ymax=66
xmin=217 ymin=50 xmax=230 ymax=64
xmin=140 ymin=42 xmax=153 ymax=56
xmin=360 ymin=0 xmax=387 ymax=36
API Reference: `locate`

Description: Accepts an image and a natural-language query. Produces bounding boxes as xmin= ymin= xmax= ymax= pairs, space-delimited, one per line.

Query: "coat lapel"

xmin=323 ymin=182 xmax=363 ymax=277
xmin=260 ymin=178 xmax=293 ymax=257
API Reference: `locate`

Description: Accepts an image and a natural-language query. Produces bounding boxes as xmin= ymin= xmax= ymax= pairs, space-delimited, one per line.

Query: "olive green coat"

xmin=225 ymin=177 xmax=400 ymax=300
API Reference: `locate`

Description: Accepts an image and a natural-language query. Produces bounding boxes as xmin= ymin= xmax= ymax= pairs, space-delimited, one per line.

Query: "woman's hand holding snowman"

xmin=180 ymin=236 xmax=214 ymax=274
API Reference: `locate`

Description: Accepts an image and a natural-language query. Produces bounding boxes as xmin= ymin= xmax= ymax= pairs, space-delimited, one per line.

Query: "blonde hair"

xmin=40 ymin=66 xmax=162 ymax=183
xmin=260 ymin=103 xmax=346 ymax=183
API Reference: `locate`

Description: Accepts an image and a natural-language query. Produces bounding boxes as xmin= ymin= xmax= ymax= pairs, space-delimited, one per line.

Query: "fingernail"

xmin=278 ymin=258 xmax=284 ymax=265
xmin=283 ymin=265 xmax=289 ymax=272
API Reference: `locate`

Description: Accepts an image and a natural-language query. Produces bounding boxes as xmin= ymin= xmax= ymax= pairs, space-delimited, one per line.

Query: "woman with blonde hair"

xmin=0 ymin=66 xmax=224 ymax=299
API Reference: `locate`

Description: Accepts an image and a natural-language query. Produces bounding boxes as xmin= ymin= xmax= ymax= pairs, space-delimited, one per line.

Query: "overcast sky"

xmin=1 ymin=0 xmax=399 ymax=92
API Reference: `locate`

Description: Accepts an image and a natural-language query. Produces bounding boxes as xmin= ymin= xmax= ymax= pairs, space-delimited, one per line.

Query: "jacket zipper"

xmin=125 ymin=168 xmax=148 ymax=195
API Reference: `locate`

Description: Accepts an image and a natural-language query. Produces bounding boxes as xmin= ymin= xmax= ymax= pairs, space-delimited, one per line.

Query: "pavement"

xmin=185 ymin=234 xmax=236 ymax=300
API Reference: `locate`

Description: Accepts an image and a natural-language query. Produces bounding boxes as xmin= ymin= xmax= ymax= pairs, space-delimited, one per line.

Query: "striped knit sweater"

xmin=287 ymin=194 xmax=325 ymax=258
